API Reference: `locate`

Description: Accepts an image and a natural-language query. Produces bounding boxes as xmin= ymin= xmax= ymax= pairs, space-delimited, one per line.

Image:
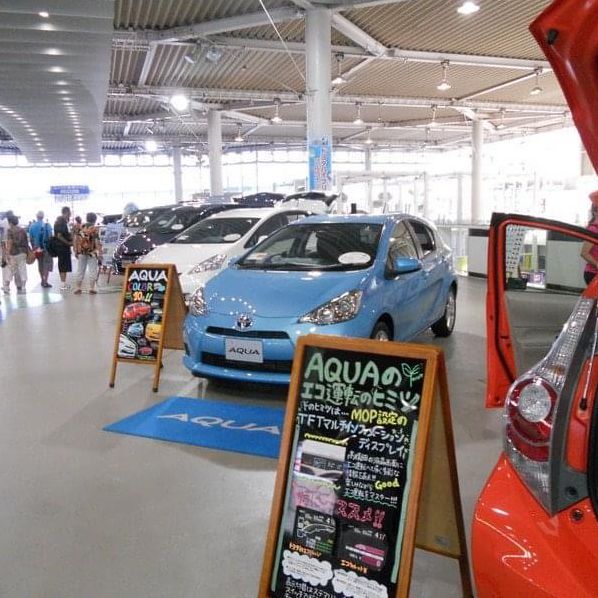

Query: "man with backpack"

xmin=29 ymin=210 xmax=53 ymax=288
xmin=73 ymin=212 xmax=101 ymax=295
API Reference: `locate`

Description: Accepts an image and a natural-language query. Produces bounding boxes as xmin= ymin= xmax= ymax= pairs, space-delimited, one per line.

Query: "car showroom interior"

xmin=1 ymin=1 xmax=598 ymax=596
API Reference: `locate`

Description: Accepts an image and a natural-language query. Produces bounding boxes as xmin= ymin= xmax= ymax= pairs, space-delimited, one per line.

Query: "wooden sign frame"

xmin=109 ymin=263 xmax=187 ymax=393
xmin=259 ymin=334 xmax=472 ymax=598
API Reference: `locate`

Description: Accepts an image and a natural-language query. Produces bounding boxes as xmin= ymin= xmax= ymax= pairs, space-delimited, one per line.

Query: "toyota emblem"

xmin=236 ymin=314 xmax=253 ymax=330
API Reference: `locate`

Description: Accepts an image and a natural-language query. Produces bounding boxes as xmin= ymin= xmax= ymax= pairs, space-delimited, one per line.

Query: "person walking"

xmin=54 ymin=206 xmax=73 ymax=291
xmin=5 ymin=214 xmax=30 ymax=295
xmin=0 ymin=210 xmax=22 ymax=295
xmin=29 ymin=210 xmax=53 ymax=288
xmin=74 ymin=212 xmax=101 ymax=295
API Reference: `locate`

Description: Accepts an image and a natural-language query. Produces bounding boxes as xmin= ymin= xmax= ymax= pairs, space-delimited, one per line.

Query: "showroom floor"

xmin=0 ymin=272 xmax=501 ymax=598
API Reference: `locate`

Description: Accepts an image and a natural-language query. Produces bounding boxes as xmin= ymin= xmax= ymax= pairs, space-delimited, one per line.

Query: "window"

xmin=386 ymin=221 xmax=418 ymax=274
xmin=409 ymin=220 xmax=436 ymax=256
xmin=246 ymin=215 xmax=288 ymax=248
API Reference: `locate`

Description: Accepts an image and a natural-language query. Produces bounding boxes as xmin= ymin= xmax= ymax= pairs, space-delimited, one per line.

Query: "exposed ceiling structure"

xmin=0 ymin=1 xmax=114 ymax=163
xmin=0 ymin=0 xmax=569 ymax=161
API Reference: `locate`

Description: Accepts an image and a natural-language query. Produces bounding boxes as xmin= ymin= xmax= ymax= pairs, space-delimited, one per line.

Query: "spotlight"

xmin=457 ymin=1 xmax=480 ymax=15
xmin=437 ymin=61 xmax=452 ymax=91
xmin=39 ymin=11 xmax=50 ymax=18
xmin=170 ymin=94 xmax=190 ymax=111
xmin=365 ymin=128 xmax=373 ymax=145
xmin=353 ymin=103 xmax=364 ymax=125
xmin=429 ymin=105 xmax=438 ymax=128
xmin=205 ymin=46 xmax=223 ymax=64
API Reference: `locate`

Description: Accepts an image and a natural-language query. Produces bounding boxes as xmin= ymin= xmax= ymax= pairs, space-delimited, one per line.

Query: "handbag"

xmin=26 ymin=248 xmax=36 ymax=265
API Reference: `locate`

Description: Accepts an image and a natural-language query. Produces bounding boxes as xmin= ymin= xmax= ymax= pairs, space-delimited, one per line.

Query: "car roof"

xmin=286 ymin=213 xmax=412 ymax=225
xmin=201 ymin=206 xmax=296 ymax=220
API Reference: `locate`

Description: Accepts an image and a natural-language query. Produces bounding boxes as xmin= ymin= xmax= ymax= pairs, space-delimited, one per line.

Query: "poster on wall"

xmin=309 ymin=137 xmax=332 ymax=191
xmin=259 ymin=335 xmax=472 ymax=598
xmin=109 ymin=263 xmax=187 ymax=392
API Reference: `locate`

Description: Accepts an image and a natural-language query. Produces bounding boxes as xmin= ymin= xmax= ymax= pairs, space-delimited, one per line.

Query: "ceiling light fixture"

xmin=234 ymin=124 xmax=244 ymax=143
xmin=437 ymin=60 xmax=452 ymax=91
xmin=145 ymin=139 xmax=158 ymax=152
xmin=170 ymin=94 xmax=190 ymax=111
xmin=271 ymin=99 xmax=283 ymax=124
xmin=39 ymin=10 xmax=50 ymax=18
xmin=353 ymin=102 xmax=364 ymax=125
xmin=332 ymin=53 xmax=346 ymax=86
xmin=457 ymin=1 xmax=480 ymax=15
xmin=365 ymin=127 xmax=373 ymax=145
xmin=429 ymin=105 xmax=438 ymax=127
xmin=530 ymin=67 xmax=543 ymax=96
xmin=496 ymin=108 xmax=506 ymax=130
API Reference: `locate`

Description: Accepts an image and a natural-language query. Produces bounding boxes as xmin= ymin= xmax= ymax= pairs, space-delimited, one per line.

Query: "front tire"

xmin=431 ymin=286 xmax=456 ymax=337
xmin=370 ymin=321 xmax=392 ymax=341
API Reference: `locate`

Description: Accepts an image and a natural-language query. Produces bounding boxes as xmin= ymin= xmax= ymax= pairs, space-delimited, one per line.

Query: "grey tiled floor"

xmin=0 ymin=275 xmax=500 ymax=597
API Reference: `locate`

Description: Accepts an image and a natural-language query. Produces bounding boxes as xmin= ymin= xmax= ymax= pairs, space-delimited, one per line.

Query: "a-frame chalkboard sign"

xmin=259 ymin=335 xmax=472 ymax=598
xmin=109 ymin=263 xmax=187 ymax=393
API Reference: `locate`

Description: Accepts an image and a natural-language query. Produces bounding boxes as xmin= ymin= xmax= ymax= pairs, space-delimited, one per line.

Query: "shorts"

xmin=57 ymin=249 xmax=72 ymax=273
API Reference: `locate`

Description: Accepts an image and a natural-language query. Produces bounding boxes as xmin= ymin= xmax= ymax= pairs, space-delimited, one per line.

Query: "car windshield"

xmin=237 ymin=222 xmax=382 ymax=271
xmin=123 ymin=208 xmax=169 ymax=228
xmin=172 ymin=217 xmax=259 ymax=244
xmin=143 ymin=209 xmax=200 ymax=234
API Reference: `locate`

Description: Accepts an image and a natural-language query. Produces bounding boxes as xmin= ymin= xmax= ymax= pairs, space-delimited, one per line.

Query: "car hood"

xmin=117 ymin=231 xmax=174 ymax=256
xmin=204 ymin=267 xmax=372 ymax=318
xmin=531 ymin=0 xmax=598 ymax=172
xmin=141 ymin=242 xmax=232 ymax=273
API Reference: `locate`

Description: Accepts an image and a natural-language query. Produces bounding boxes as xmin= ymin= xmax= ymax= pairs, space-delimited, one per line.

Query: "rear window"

xmin=144 ymin=209 xmax=201 ymax=234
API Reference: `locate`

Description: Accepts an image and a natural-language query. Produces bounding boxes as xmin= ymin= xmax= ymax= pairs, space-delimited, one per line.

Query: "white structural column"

xmin=471 ymin=119 xmax=484 ymax=223
xmin=207 ymin=109 xmax=223 ymax=196
xmin=423 ymin=172 xmax=431 ymax=219
xmin=306 ymin=8 xmax=333 ymax=190
xmin=364 ymin=147 xmax=373 ymax=211
xmin=172 ymin=146 xmax=183 ymax=203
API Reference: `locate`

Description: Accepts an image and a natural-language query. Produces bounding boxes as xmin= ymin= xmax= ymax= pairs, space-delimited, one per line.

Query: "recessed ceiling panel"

xmin=0 ymin=0 xmax=115 ymax=164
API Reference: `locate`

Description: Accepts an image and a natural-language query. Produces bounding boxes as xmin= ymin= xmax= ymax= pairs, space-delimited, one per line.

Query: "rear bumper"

xmin=472 ymin=455 xmax=598 ymax=597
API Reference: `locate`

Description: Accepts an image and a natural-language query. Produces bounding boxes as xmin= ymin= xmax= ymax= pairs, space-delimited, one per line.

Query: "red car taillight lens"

xmin=504 ymin=297 xmax=594 ymax=512
xmin=506 ymin=378 xmax=556 ymax=462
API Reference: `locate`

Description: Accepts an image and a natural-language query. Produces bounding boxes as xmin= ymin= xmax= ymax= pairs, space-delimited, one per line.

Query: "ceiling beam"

xmin=220 ymin=110 xmax=270 ymax=125
xmin=331 ymin=13 xmax=387 ymax=56
xmin=151 ymin=8 xmax=302 ymax=43
xmin=108 ymin=86 xmax=566 ymax=114
xmin=458 ymin=69 xmax=544 ymax=101
xmin=211 ymin=36 xmax=549 ymax=70
xmin=138 ymin=41 xmax=158 ymax=86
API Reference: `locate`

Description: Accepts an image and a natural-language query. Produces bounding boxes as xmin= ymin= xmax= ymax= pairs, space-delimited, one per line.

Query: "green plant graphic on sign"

xmin=401 ymin=363 xmax=423 ymax=388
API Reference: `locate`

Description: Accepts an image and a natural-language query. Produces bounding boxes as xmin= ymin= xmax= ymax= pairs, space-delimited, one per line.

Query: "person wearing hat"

xmin=29 ymin=210 xmax=53 ymax=288
xmin=581 ymin=191 xmax=598 ymax=284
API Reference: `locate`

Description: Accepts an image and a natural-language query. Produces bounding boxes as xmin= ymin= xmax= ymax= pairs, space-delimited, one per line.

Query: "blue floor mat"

xmin=104 ymin=396 xmax=285 ymax=459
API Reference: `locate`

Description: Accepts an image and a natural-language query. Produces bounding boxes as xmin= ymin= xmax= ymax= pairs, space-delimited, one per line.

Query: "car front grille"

xmin=201 ymin=352 xmax=292 ymax=373
xmin=205 ymin=326 xmax=290 ymax=340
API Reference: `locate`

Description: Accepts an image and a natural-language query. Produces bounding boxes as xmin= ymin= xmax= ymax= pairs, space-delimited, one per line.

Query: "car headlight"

xmin=189 ymin=254 xmax=227 ymax=274
xmin=299 ymin=290 xmax=363 ymax=325
xmin=189 ymin=287 xmax=208 ymax=316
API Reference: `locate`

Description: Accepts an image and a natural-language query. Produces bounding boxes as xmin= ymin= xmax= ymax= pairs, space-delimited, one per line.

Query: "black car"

xmin=121 ymin=205 xmax=177 ymax=234
xmin=112 ymin=204 xmax=237 ymax=274
xmin=233 ymin=192 xmax=285 ymax=207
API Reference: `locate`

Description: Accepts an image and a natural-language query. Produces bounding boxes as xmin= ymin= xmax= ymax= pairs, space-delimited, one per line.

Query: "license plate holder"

xmin=224 ymin=338 xmax=264 ymax=363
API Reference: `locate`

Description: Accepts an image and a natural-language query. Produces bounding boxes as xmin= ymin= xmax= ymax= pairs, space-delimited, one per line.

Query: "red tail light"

xmin=506 ymin=378 xmax=557 ymax=462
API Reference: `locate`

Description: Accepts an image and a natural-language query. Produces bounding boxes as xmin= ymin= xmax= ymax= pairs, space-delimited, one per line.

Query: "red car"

xmin=473 ymin=2 xmax=598 ymax=593
xmin=122 ymin=302 xmax=151 ymax=321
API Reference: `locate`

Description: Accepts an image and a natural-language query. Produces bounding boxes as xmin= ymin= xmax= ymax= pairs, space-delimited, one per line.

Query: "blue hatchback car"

xmin=183 ymin=214 xmax=457 ymax=384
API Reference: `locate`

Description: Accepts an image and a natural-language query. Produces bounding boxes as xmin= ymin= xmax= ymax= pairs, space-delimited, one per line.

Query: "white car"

xmin=118 ymin=334 xmax=137 ymax=358
xmin=139 ymin=207 xmax=315 ymax=296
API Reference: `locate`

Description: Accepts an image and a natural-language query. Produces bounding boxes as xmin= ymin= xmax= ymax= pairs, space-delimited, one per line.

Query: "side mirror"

xmin=393 ymin=256 xmax=422 ymax=274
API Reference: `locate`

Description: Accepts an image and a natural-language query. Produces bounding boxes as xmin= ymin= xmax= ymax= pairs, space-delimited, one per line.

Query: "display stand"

xmin=259 ymin=335 xmax=472 ymax=598
xmin=109 ymin=263 xmax=187 ymax=392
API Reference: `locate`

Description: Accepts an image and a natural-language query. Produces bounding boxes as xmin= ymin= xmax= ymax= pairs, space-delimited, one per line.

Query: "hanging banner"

xmin=109 ymin=263 xmax=187 ymax=392
xmin=309 ymin=137 xmax=332 ymax=191
xmin=50 ymin=185 xmax=90 ymax=203
xmin=259 ymin=335 xmax=472 ymax=598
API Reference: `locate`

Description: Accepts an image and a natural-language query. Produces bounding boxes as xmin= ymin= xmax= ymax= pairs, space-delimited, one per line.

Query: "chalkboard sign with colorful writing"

xmin=260 ymin=335 xmax=472 ymax=598
xmin=110 ymin=263 xmax=187 ymax=392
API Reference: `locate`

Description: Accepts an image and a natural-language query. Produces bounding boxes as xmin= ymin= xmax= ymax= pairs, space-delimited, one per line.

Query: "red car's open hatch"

xmin=530 ymin=0 xmax=598 ymax=173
